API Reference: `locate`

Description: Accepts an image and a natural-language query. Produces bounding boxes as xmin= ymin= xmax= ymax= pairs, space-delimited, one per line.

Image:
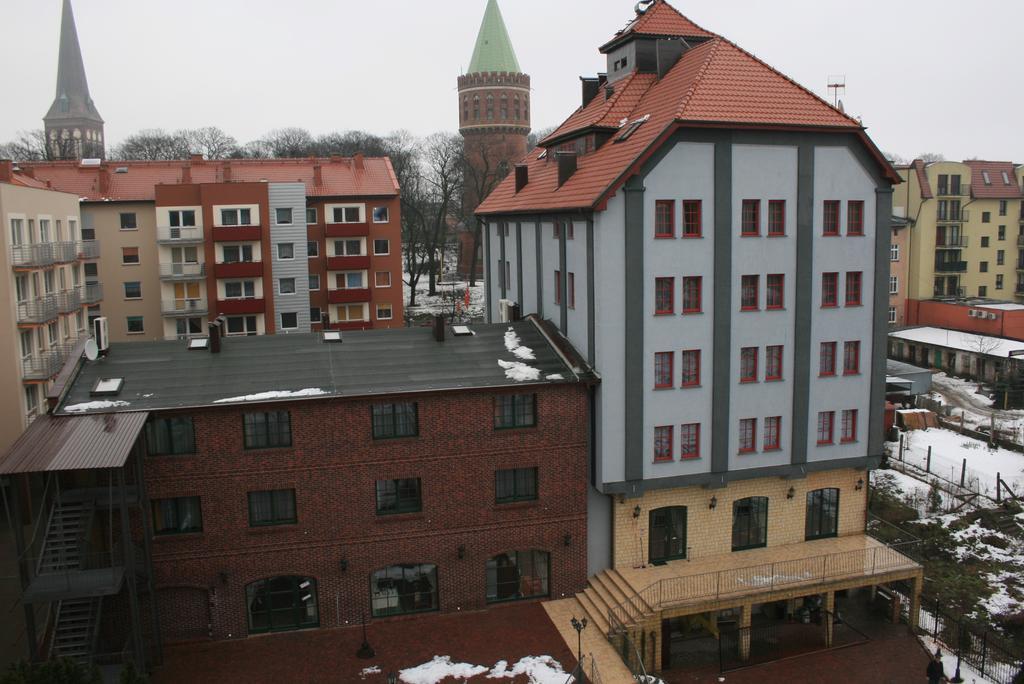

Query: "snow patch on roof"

xmin=546 ymin=373 xmax=564 ymax=381
xmin=213 ymin=388 xmax=329 ymax=404
xmin=889 ymin=327 xmax=1024 ymax=358
xmin=504 ymin=327 xmax=536 ymax=360
xmin=498 ymin=360 xmax=541 ymax=382
xmin=64 ymin=400 xmax=130 ymax=413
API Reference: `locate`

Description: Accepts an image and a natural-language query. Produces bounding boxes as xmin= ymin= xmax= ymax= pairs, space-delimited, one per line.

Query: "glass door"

xmin=649 ymin=507 xmax=687 ymax=564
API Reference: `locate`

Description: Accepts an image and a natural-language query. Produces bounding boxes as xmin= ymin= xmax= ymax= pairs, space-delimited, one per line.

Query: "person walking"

xmin=927 ymin=649 xmax=947 ymax=684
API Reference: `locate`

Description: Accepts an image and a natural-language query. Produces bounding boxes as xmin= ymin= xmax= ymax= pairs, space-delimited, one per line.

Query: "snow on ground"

xmin=950 ymin=523 xmax=1018 ymax=564
xmin=403 ymin=274 xmax=486 ymax=322
xmin=213 ymin=388 xmax=329 ymax=404
xmin=898 ymin=428 xmax=1024 ymax=496
xmin=980 ymin=571 xmax=1024 ymax=617
xmin=395 ymin=655 xmax=571 ymax=684
xmin=919 ymin=635 xmax=988 ymax=684
xmin=360 ymin=666 xmax=382 ymax=679
xmin=64 ymin=400 xmax=130 ymax=412
xmin=928 ymin=372 xmax=1024 ymax=434
xmin=871 ymin=469 xmax=938 ymax=517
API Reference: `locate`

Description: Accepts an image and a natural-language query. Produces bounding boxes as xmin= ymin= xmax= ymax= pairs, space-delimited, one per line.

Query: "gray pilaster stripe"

xmin=483 ymin=218 xmax=493 ymax=324
xmin=516 ymin=221 xmax=524 ymax=306
xmin=587 ymin=217 xmax=596 ymax=366
xmin=559 ymin=217 xmax=568 ymax=333
xmin=869 ymin=189 xmax=894 ymax=460
xmin=535 ymin=219 xmax=544 ymax=318
xmin=623 ymin=177 xmax=646 ymax=483
xmin=498 ymin=221 xmax=507 ymax=299
xmin=790 ymin=145 xmax=815 ymax=466
xmin=710 ymin=135 xmax=734 ymax=475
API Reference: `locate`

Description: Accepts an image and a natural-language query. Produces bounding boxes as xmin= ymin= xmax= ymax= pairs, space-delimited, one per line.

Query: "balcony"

xmin=79 ymin=283 xmax=103 ymax=305
xmin=53 ymin=241 xmax=80 ymax=263
xmin=213 ymin=225 xmax=262 ymax=242
xmin=326 ymin=321 xmax=372 ymax=332
xmin=156 ymin=225 xmax=204 ymax=243
xmin=935 ymin=236 xmax=967 ymax=249
xmin=161 ymin=298 xmax=208 ymax=317
xmin=21 ymin=347 xmax=71 ymax=381
xmin=935 ymin=261 xmax=968 ymax=273
xmin=325 ymin=222 xmax=370 ymax=238
xmin=327 ymin=255 xmax=371 ymax=271
xmin=935 ymin=184 xmax=971 ymax=197
xmin=327 ymin=288 xmax=371 ymax=304
xmin=216 ymin=297 xmax=265 ymax=315
xmin=215 ymin=261 xmax=264 ymax=278
xmin=22 ymin=549 xmax=128 ymax=604
xmin=936 ymin=210 xmax=969 ymax=223
xmin=16 ymin=295 xmax=59 ymax=325
xmin=57 ymin=288 xmax=82 ymax=313
xmin=159 ymin=262 xmax=206 ymax=280
xmin=77 ymin=240 xmax=100 ymax=259
xmin=10 ymin=243 xmax=56 ymax=269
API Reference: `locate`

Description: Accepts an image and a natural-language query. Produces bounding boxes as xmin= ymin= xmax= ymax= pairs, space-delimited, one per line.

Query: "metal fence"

xmin=891 ymin=431 xmax=1022 ymax=504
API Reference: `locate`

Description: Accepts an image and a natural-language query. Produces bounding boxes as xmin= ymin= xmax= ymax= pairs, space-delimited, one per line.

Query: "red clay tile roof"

xmin=543 ymin=71 xmax=658 ymax=145
xmin=6 ymin=172 xmax=52 ymax=190
xmin=910 ymin=160 xmax=933 ymax=199
xmin=965 ymin=161 xmax=1021 ymax=199
xmin=19 ymin=158 xmax=400 ymax=202
xmin=601 ymin=0 xmax=715 ymax=51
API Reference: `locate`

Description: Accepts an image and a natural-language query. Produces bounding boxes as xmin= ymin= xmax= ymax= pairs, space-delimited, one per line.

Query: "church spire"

xmin=44 ymin=0 xmax=104 ymax=159
xmin=467 ymin=0 xmax=521 ymax=75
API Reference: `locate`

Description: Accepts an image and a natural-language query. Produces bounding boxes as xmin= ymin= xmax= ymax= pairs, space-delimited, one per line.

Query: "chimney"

xmin=581 ymin=76 xmax=600 ymax=107
xmin=432 ymin=315 xmax=445 ymax=342
xmin=605 ymin=84 xmax=615 ymax=101
xmin=0 ymin=160 xmax=12 ymax=183
xmin=515 ymin=164 xmax=529 ymax=193
xmin=98 ymin=164 xmax=110 ymax=195
xmin=656 ymin=38 xmax=686 ymax=79
xmin=313 ymin=161 xmax=323 ymax=186
xmin=190 ymin=153 xmax=204 ymax=163
xmin=354 ymin=153 xmax=365 ymax=171
xmin=182 ymin=163 xmax=192 ymax=185
xmin=208 ymin=320 xmax=222 ymax=354
xmin=556 ymin=151 xmax=578 ymax=188
xmin=223 ymin=162 xmax=232 ymax=182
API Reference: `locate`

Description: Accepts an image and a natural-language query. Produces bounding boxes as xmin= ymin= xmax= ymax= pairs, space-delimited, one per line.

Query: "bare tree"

xmin=254 ymin=128 xmax=316 ymax=158
xmin=316 ymin=131 xmax=390 ymax=158
xmin=0 ymin=130 xmax=48 ymax=161
xmin=111 ymin=129 xmax=189 ymax=160
xmin=527 ymin=125 xmax=557 ymax=150
xmin=917 ymin=152 xmax=946 ymax=163
xmin=462 ymin=138 xmax=513 ymax=286
xmin=883 ymin=151 xmax=909 ymax=166
xmin=180 ymin=127 xmax=239 ymax=159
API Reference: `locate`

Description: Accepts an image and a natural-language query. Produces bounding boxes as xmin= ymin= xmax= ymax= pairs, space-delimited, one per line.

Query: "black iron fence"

xmin=718 ymin=611 xmax=868 ymax=672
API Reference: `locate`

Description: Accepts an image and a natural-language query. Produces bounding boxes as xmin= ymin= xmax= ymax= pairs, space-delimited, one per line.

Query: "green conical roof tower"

xmin=467 ymin=0 xmax=521 ymax=74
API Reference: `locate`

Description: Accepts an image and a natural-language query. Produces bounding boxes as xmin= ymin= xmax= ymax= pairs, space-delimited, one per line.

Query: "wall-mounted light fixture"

xmin=564 ymin=533 xmax=572 ymax=546
xmin=855 ymin=478 xmax=865 ymax=491
xmin=632 ymin=505 xmax=641 ymax=519
xmin=458 ymin=545 xmax=466 ymax=559
xmin=787 ymin=487 xmax=795 ymax=499
xmin=708 ymin=496 xmax=717 ymax=510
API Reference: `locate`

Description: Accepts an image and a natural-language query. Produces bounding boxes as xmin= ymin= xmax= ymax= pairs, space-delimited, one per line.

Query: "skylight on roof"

xmin=983 ymin=170 xmax=992 ymax=185
xmin=323 ymin=331 xmax=342 ymax=343
xmin=615 ymin=114 xmax=650 ymax=143
xmin=187 ymin=338 xmax=210 ymax=350
xmin=91 ymin=378 xmax=124 ymax=396
xmin=114 ymin=167 xmax=128 ymax=174
xmin=452 ymin=325 xmax=474 ymax=336
xmin=1002 ymin=171 xmax=1011 ymax=185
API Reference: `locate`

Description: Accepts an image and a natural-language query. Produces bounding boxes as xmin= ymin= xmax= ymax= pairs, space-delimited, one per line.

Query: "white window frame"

xmin=309 ymin=274 xmax=321 ymax=291
xmin=280 ymin=312 xmax=298 ymax=329
xmin=279 ymin=278 xmax=296 ymax=295
xmin=216 ymin=205 xmax=257 ymax=227
xmin=374 ymin=271 xmax=392 ymax=288
xmin=373 ymin=239 xmax=390 ymax=256
xmin=376 ymin=303 xmax=393 ymax=321
xmin=327 ymin=204 xmax=365 ymax=224
xmin=890 ymin=244 xmax=899 ymax=261
xmin=307 ymin=241 xmax=319 ymax=258
xmin=332 ymin=238 xmax=365 ymax=257
xmin=224 ymin=280 xmax=256 ymax=299
xmin=888 ymin=307 xmax=897 ymax=324
xmin=275 ymin=208 xmax=293 ymax=225
xmin=277 ymin=243 xmax=295 ymax=260
xmin=335 ymin=303 xmax=367 ymax=322
xmin=167 ymin=209 xmax=198 ymax=228
xmin=335 ymin=270 xmax=366 ymax=290
xmin=372 ymin=206 xmax=389 ymax=224
xmin=889 ymin=276 xmax=898 ymax=295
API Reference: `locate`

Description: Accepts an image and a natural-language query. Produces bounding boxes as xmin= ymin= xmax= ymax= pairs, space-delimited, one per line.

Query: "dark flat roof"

xmin=0 ymin=412 xmax=148 ymax=474
xmin=56 ymin=319 xmax=591 ymax=416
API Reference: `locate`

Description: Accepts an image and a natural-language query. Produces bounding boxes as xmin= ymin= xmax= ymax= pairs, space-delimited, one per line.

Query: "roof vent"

xmin=91 ymin=378 xmax=124 ymax=397
xmin=187 ymin=337 xmax=210 ymax=351
xmin=114 ymin=166 xmax=128 ymax=174
xmin=451 ymin=325 xmax=474 ymax=337
xmin=515 ymin=165 xmax=529 ymax=193
xmin=323 ymin=331 xmax=343 ymax=343
xmin=80 ymin=158 xmax=102 ymax=167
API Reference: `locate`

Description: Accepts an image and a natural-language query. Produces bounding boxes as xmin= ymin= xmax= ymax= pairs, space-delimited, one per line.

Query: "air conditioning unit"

xmin=498 ymin=298 xmax=513 ymax=323
xmin=988 ymin=312 xmax=998 ymax=320
xmin=967 ymin=310 xmax=977 ymax=318
xmin=957 ymin=288 xmax=966 ymax=297
xmin=93 ymin=316 xmax=109 ymax=351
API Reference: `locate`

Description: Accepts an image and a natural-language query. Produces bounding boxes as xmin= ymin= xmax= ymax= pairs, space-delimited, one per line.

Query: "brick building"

xmin=0 ymin=317 xmax=594 ymax=668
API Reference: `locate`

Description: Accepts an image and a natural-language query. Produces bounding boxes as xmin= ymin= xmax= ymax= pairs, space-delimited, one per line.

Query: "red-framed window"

xmin=654 ymin=425 xmax=674 ymax=462
xmin=766 ymin=345 xmax=783 ymax=381
xmin=680 ymin=423 xmax=700 ymax=459
xmin=841 ymin=409 xmax=858 ymax=443
xmin=567 ymin=222 xmax=575 ymax=240
xmin=768 ymin=200 xmax=786 ymax=236
xmin=741 ymin=275 xmax=759 ymax=310
xmin=819 ymin=342 xmax=837 ymax=377
xmin=845 ymin=272 xmax=862 ymax=306
xmin=740 ymin=347 xmax=758 ymax=383
xmin=553 ymin=222 xmax=561 ymax=239
xmin=764 ymin=416 xmax=781 ymax=451
xmin=655 ymin=277 xmax=675 ymax=315
xmin=554 ymin=270 xmax=561 ymax=305
xmin=739 ymin=418 xmax=757 ymax=453
xmin=822 ymin=272 xmax=838 ymax=307
xmin=681 ymin=350 xmax=700 ymax=387
xmin=654 ymin=352 xmax=674 ymax=389
xmin=682 ymin=276 xmax=702 ymax=314
xmin=682 ymin=200 xmax=702 ymax=238
xmin=817 ymin=411 xmax=834 ymax=445
xmin=741 ymin=199 xmax=760 ymax=236
xmin=568 ymin=272 xmax=576 ymax=309
xmin=766 ymin=274 xmax=784 ymax=310
xmin=843 ymin=341 xmax=860 ymax=375
xmin=655 ymin=200 xmax=675 ymax=238
xmin=823 ymin=200 xmax=841 ymax=236
xmin=847 ymin=201 xmax=864 ymax=236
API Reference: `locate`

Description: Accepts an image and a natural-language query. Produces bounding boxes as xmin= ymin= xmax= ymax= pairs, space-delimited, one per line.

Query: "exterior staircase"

xmin=575 ymin=568 xmax=653 ymax=636
xmin=37 ymin=499 xmax=94 ymax=575
xmin=48 ymin=597 xmax=102 ymax=662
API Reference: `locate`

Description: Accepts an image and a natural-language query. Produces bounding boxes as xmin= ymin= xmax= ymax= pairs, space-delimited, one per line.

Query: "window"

xmin=372 ymin=402 xmax=417 ymax=439
xmin=999 ymin=250 xmax=1006 ymax=266
xmin=486 ymin=551 xmax=549 ymax=603
xmin=740 ymin=347 xmax=758 ymax=383
xmin=999 ymin=226 xmax=1007 ymax=241
xmin=145 ymin=417 xmax=195 ymax=455
xmin=982 ymin=211 xmax=991 ymax=224
xmin=119 ymin=212 xmax=137 ymax=230
xmin=309 ymin=274 xmax=320 ymax=291
xmin=841 ymin=409 xmax=858 ymax=443
xmin=372 ymin=206 xmax=389 ymax=223
xmin=682 ymin=200 xmax=702 ymax=237
xmin=681 ymin=350 xmax=700 ymax=387
xmin=764 ymin=416 xmax=781 ymax=451
xmin=820 ymin=342 xmax=837 ymax=376
xmin=823 ymin=200 xmax=840 ymax=236
xmin=306 ymin=208 xmax=318 ymax=224
xmin=337 ymin=272 xmax=364 ymax=289
xmin=891 ymin=244 xmax=900 ymax=261
xmin=740 ymin=275 xmax=759 ymax=310
xmin=981 ymin=236 xmax=990 ymax=248
xmin=768 ymin=200 xmax=785 ymax=236
xmin=648 ymin=507 xmax=687 ymax=563
xmin=739 ymin=418 xmax=756 ymax=453
xmin=123 ymin=281 xmax=141 ymax=299
xmin=654 ymin=352 xmax=674 ymax=389
xmin=373 ymin=239 xmax=390 ymax=255
xmin=766 ymin=345 xmax=783 ymax=381
xmin=278 ymin=243 xmax=294 ymax=260
xmin=226 ymin=315 xmax=259 ymax=335
xmin=24 ymin=385 xmax=38 ymax=420
xmin=805 ymin=488 xmax=839 ymax=541
xmin=997 ymin=274 xmax=1005 ymax=290
xmin=741 ymin=199 xmax=760 ymax=236
xmin=888 ymin=306 xmax=897 ymax=324
xmin=126 ymin=316 xmax=144 ymax=334
xmin=568 ymin=273 xmax=576 ymax=309
xmin=979 ymin=286 xmax=988 ymax=297
xmin=376 ymin=304 xmax=393 ymax=320
xmin=494 ymin=394 xmax=536 ymax=429
xmin=221 ymin=208 xmax=252 ymax=226
xmin=817 ymin=411 xmax=835 ymax=445
xmin=243 ymin=411 xmax=292 ymax=449
xmin=279 ymin=278 xmax=296 ymax=295
xmin=655 ymin=277 xmax=674 ymax=314
xmin=654 ymin=426 xmax=673 ymax=462
xmin=152 ymin=497 xmax=202 ymax=535
xmin=843 ymin=341 xmax=860 ymax=375
xmin=222 ymin=244 xmax=254 ymax=264
xmin=766 ymin=274 xmax=784 ymax=309
xmin=376 ymin=479 xmax=422 ymax=515
xmin=249 ymin=489 xmax=297 ymax=526
xmin=680 ymin=424 xmax=700 ymax=459
xmin=496 ymin=467 xmax=538 ymax=503
xmin=655 ymin=200 xmax=674 ymax=238
xmin=275 ymin=208 xmax=293 ymax=225
xmin=889 ymin=275 xmax=899 ymax=295
xmin=822 ymin=272 xmax=838 ymax=307
xmin=732 ymin=497 xmax=768 ymax=551
xmin=375 ymin=271 xmax=392 ymax=288
xmin=371 ymin=564 xmax=438 ymax=617
xmin=980 ymin=261 xmax=989 ymax=273
xmin=122 ymin=247 xmax=140 ymax=264
xmin=224 ymin=281 xmax=255 ymax=298
xmin=336 ymin=304 xmax=365 ymax=322
xmin=168 ymin=210 xmax=196 ymax=227
xmin=554 ymin=271 xmax=561 ymax=305
xmin=845 ymin=272 xmax=862 ymax=306
xmin=310 ymin=307 xmax=322 ymax=324
xmin=280 ymin=312 xmax=298 ymax=329
xmin=682 ymin=276 xmax=702 ymax=313
xmin=847 ymin=201 xmax=864 ymax=236
xmin=332 ymin=206 xmax=363 ymax=223
xmin=246 ymin=576 xmax=318 ymax=634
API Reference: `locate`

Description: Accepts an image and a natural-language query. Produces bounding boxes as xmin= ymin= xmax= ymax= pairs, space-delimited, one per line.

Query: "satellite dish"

xmin=84 ymin=339 xmax=99 ymax=361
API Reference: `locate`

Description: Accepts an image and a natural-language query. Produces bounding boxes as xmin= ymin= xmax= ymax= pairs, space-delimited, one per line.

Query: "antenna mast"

xmin=827 ymin=74 xmax=846 ymax=108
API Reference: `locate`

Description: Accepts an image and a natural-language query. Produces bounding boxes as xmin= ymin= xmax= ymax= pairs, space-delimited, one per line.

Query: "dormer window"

xmin=983 ymin=171 xmax=992 ymax=186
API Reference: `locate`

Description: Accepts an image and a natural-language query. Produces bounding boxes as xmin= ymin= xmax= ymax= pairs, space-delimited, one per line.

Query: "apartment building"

xmin=22 ymin=157 xmax=403 ymax=342
xmin=894 ymin=159 xmax=1024 ymax=309
xmin=0 ymin=317 xmax=593 ymax=668
xmin=476 ymin=0 xmax=921 ymax=673
xmin=0 ymin=160 xmax=100 ymax=452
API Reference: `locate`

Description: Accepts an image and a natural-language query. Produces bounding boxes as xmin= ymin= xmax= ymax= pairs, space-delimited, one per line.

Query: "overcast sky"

xmin=2 ymin=0 xmax=1021 ymax=162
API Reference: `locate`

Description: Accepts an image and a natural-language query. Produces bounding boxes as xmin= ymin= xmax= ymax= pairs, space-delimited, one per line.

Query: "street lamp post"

xmin=570 ymin=616 xmax=587 ymax=679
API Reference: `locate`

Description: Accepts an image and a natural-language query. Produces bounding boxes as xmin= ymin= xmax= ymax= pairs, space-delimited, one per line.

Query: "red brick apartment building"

xmin=20 ymin=157 xmax=402 ymax=341
xmin=0 ymin=317 xmax=593 ymax=669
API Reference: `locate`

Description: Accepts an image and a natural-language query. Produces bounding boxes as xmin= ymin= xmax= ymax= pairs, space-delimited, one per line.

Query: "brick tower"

xmin=458 ymin=0 xmax=529 ymax=277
